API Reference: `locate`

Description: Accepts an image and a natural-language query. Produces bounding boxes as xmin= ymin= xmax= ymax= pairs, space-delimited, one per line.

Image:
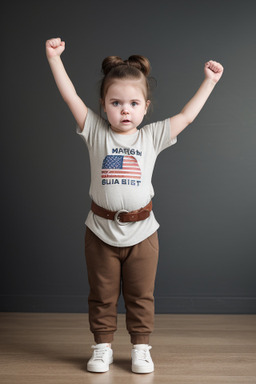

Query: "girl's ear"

xmin=145 ymin=100 xmax=151 ymax=115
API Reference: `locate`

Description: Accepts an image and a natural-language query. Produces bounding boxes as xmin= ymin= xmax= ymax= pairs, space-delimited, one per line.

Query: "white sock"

xmin=133 ymin=344 xmax=149 ymax=349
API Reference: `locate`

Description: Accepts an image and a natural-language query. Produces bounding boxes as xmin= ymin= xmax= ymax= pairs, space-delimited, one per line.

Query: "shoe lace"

xmin=91 ymin=345 xmax=109 ymax=362
xmin=134 ymin=346 xmax=152 ymax=362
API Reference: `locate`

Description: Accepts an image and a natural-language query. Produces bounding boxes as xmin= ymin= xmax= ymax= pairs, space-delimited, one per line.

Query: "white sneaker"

xmin=87 ymin=343 xmax=113 ymax=373
xmin=131 ymin=344 xmax=154 ymax=373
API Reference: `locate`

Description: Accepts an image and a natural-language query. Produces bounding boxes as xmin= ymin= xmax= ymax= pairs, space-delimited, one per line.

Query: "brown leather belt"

xmin=91 ymin=200 xmax=152 ymax=226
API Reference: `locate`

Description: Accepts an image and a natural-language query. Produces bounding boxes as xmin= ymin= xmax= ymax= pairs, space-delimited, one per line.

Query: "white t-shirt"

xmin=77 ymin=108 xmax=177 ymax=246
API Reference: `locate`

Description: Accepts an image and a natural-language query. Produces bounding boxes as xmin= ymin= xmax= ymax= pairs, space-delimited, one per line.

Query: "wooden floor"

xmin=0 ymin=313 xmax=256 ymax=384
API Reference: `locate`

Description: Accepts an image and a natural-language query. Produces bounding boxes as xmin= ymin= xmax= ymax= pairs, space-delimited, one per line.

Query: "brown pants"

xmin=84 ymin=227 xmax=159 ymax=345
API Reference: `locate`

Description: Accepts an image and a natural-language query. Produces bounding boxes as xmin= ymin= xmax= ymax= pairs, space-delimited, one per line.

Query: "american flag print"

xmin=101 ymin=155 xmax=141 ymax=180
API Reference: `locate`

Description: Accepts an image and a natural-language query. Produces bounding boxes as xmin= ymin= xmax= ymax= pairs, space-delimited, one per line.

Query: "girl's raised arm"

xmin=46 ymin=38 xmax=88 ymax=131
xmin=170 ymin=60 xmax=224 ymax=139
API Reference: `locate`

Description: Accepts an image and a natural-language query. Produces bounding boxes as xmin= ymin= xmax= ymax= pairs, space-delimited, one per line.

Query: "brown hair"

xmin=100 ymin=55 xmax=152 ymax=102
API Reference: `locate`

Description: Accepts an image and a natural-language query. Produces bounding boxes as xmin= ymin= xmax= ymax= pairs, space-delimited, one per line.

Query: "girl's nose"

xmin=121 ymin=107 xmax=129 ymax=115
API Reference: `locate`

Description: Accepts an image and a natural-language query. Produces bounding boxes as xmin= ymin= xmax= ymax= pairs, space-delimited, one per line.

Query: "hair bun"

xmin=126 ymin=55 xmax=151 ymax=77
xmin=101 ymin=55 xmax=151 ymax=77
xmin=101 ymin=56 xmax=125 ymax=75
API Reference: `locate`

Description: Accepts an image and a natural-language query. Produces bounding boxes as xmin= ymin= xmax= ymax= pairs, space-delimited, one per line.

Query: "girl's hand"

xmin=204 ymin=60 xmax=224 ymax=84
xmin=46 ymin=38 xmax=65 ymax=60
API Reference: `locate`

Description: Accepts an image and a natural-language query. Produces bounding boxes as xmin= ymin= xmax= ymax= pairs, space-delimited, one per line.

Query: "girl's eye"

xmin=112 ymin=101 xmax=119 ymax=107
xmin=131 ymin=102 xmax=138 ymax=107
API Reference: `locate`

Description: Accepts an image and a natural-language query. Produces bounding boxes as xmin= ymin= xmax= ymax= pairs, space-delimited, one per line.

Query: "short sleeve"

xmin=76 ymin=108 xmax=108 ymax=148
xmin=143 ymin=118 xmax=177 ymax=155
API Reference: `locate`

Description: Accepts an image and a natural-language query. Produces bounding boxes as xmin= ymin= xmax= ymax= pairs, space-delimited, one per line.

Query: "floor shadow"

xmin=111 ymin=357 xmax=131 ymax=373
xmin=59 ymin=355 xmax=131 ymax=373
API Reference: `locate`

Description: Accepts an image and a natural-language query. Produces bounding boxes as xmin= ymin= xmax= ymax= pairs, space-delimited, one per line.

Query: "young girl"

xmin=45 ymin=37 xmax=223 ymax=374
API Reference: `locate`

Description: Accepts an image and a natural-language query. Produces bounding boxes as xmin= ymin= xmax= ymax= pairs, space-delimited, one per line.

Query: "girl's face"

xmin=103 ymin=79 xmax=150 ymax=135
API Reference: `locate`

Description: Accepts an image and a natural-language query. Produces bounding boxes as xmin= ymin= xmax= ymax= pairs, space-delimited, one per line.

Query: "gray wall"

xmin=1 ymin=0 xmax=256 ymax=313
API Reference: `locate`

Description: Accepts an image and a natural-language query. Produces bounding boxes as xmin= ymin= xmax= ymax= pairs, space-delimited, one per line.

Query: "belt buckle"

xmin=114 ymin=209 xmax=129 ymax=226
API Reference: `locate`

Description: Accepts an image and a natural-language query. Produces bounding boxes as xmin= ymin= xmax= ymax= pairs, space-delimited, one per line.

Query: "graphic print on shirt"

xmin=101 ymin=155 xmax=142 ymax=186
